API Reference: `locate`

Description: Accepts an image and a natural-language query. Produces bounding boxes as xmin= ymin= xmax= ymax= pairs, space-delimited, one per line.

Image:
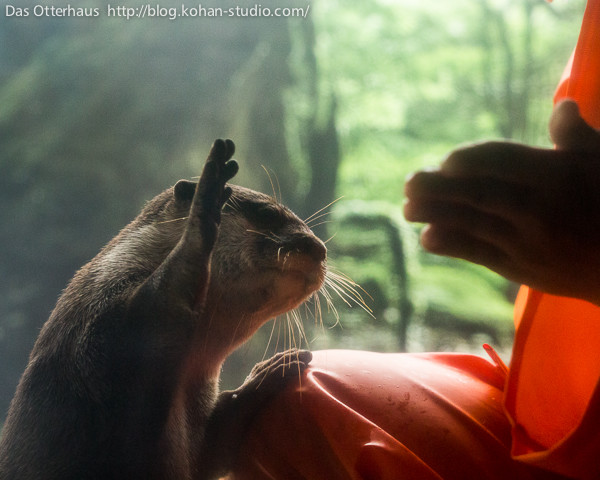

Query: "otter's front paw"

xmin=237 ymin=349 xmax=313 ymax=396
xmin=201 ymin=350 xmax=311 ymax=477
xmin=194 ymin=138 xmax=239 ymax=225
xmin=218 ymin=349 xmax=312 ymax=425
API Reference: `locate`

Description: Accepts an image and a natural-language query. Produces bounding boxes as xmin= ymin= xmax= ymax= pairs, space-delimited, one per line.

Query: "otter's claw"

xmin=239 ymin=349 xmax=313 ymax=394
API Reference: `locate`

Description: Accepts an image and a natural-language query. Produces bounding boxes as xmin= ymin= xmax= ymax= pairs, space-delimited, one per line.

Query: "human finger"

xmin=420 ymin=224 xmax=513 ymax=273
xmin=440 ymin=141 xmax=555 ymax=184
xmin=404 ymin=170 xmax=532 ymax=220
xmin=404 ymin=198 xmax=516 ymax=246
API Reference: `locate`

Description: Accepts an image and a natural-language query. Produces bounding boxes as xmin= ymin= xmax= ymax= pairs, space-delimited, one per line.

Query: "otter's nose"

xmin=288 ymin=234 xmax=327 ymax=262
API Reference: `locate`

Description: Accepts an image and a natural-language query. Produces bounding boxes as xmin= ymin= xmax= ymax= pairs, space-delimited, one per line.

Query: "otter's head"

xmin=163 ymin=179 xmax=327 ymax=342
xmin=213 ymin=185 xmax=327 ymax=323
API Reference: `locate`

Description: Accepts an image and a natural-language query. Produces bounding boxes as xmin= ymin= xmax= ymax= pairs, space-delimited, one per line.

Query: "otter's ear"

xmin=173 ymin=180 xmax=197 ymax=202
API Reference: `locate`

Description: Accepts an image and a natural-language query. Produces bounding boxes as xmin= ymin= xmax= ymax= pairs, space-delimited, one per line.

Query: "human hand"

xmin=403 ymin=100 xmax=600 ymax=306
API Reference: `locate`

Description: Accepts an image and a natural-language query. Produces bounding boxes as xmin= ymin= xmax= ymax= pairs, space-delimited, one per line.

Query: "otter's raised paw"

xmin=193 ymin=138 xmax=239 ymax=224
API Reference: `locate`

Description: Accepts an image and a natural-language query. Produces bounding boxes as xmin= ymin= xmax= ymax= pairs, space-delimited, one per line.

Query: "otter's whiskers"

xmin=263 ymin=266 xmax=373 ymax=362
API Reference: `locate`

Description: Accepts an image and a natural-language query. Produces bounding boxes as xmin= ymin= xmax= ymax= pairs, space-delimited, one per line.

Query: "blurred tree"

xmin=331 ymin=201 xmax=415 ymax=351
xmin=285 ymin=16 xmax=340 ymax=236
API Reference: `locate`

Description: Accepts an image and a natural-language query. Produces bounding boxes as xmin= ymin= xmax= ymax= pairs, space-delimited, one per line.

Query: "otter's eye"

xmin=257 ymin=204 xmax=285 ymax=227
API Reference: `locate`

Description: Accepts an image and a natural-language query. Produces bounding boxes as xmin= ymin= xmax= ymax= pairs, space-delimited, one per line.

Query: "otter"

xmin=0 ymin=139 xmax=326 ymax=480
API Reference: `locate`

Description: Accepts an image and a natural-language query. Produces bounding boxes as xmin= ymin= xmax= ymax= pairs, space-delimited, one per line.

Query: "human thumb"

xmin=549 ymin=99 xmax=600 ymax=152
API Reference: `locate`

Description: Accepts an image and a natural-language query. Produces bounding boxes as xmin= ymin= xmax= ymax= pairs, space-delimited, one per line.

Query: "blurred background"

xmin=0 ymin=0 xmax=586 ymax=417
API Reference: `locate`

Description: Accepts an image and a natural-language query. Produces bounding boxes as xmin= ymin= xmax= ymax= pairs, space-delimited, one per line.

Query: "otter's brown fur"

xmin=0 ymin=139 xmax=326 ymax=480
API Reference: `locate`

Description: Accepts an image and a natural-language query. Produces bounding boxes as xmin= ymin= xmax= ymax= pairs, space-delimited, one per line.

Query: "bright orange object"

xmin=228 ymin=3 xmax=600 ymax=479
xmin=231 ymin=350 xmax=564 ymax=479
xmin=505 ymin=0 xmax=600 ymax=477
